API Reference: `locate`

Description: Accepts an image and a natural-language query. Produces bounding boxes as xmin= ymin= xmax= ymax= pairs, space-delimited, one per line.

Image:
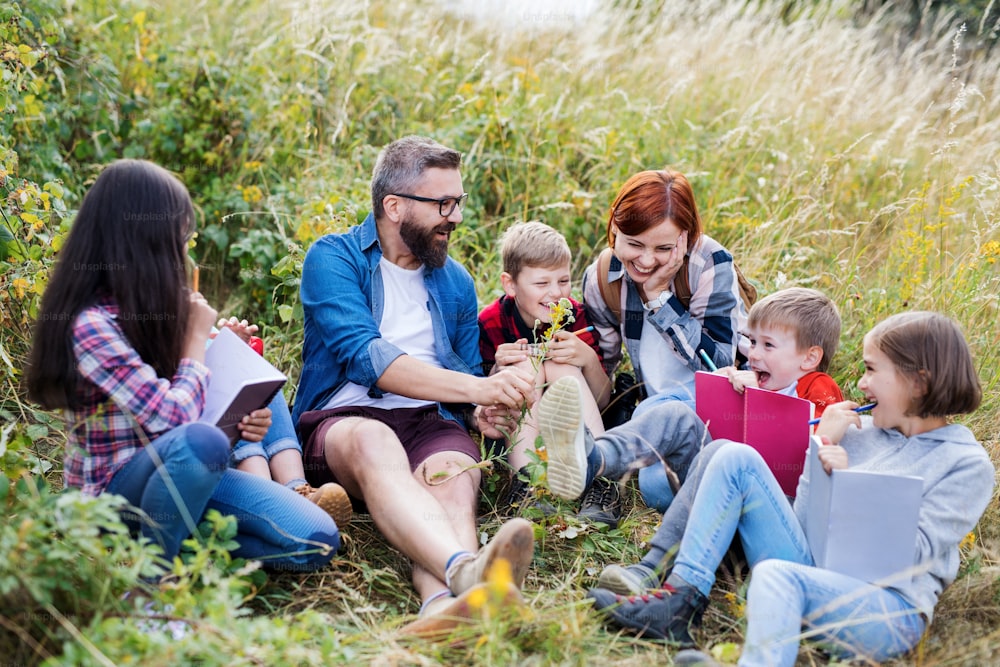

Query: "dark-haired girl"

xmin=27 ymin=159 xmax=341 ymax=570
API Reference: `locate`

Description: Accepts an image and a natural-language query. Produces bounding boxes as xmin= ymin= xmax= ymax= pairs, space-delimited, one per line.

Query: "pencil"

xmin=698 ymin=349 xmax=718 ymax=372
xmin=192 ymin=266 xmax=200 ymax=293
xmin=573 ymin=325 xmax=596 ymax=336
xmin=808 ymin=403 xmax=877 ymax=426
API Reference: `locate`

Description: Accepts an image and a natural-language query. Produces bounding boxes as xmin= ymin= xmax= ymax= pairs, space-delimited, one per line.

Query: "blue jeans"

xmin=632 ymin=380 xmax=696 ymax=512
xmin=231 ymin=391 xmax=301 ymax=465
xmin=673 ymin=441 xmax=924 ymax=666
xmin=106 ymin=422 xmax=339 ymax=571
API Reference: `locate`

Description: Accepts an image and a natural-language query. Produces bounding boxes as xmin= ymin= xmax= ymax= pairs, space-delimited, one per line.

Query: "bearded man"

xmin=292 ymin=135 xmax=536 ymax=631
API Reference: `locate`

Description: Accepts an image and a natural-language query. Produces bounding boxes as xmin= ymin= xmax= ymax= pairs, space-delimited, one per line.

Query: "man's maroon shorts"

xmin=300 ymin=404 xmax=481 ymax=489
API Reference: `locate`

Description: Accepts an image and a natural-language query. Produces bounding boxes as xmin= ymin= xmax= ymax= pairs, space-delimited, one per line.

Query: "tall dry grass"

xmin=9 ymin=0 xmax=998 ymax=664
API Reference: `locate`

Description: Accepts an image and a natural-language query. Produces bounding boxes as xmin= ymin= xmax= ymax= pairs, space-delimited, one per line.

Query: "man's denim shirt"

xmin=291 ymin=212 xmax=483 ymax=430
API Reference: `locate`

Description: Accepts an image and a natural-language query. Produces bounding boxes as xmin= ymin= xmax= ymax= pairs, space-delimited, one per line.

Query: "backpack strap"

xmin=677 ymin=255 xmax=756 ymax=311
xmin=596 ymin=248 xmax=622 ymax=323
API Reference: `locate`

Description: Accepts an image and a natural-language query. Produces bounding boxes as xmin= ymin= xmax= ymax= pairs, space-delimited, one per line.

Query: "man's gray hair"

xmin=371 ymin=136 xmax=462 ymax=218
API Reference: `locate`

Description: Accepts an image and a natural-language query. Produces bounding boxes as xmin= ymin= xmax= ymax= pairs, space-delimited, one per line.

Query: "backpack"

xmin=595 ymin=247 xmax=757 ymax=321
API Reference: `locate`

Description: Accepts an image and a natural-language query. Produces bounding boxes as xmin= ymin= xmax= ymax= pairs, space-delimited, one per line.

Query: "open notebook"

xmin=804 ymin=435 xmax=923 ymax=583
xmin=695 ymin=371 xmax=813 ymax=496
xmin=200 ymin=327 xmax=287 ymax=443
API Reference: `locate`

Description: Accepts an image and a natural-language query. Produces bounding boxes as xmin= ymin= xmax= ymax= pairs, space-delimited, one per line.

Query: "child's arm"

xmin=546 ymin=331 xmax=612 ymax=408
xmin=235 ymin=406 xmax=273 ymax=442
xmin=813 ymin=400 xmax=864 ymax=445
xmin=216 ymin=316 xmax=264 ymax=354
xmin=493 ymin=339 xmax=533 ymax=370
xmin=815 ymin=434 xmax=849 ymax=474
xmin=714 ymin=365 xmax=757 ymax=393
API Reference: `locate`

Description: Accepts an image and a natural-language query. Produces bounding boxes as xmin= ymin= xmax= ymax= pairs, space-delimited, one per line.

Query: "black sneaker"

xmin=577 ymin=477 xmax=621 ymax=528
xmin=499 ymin=469 xmax=555 ymax=518
xmin=587 ymin=582 xmax=708 ymax=646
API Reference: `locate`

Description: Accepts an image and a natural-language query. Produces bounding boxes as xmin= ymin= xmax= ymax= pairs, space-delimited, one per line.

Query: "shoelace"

xmin=619 ymin=582 xmax=677 ymax=603
xmin=582 ymin=478 xmax=620 ymax=510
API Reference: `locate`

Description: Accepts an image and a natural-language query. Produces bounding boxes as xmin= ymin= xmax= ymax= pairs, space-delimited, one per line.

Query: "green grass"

xmin=3 ymin=0 xmax=1000 ymax=664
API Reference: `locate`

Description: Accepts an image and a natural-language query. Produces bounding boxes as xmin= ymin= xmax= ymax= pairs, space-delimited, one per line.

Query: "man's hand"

xmin=472 ymin=366 xmax=535 ymax=410
xmin=474 ymin=404 xmax=521 ymax=440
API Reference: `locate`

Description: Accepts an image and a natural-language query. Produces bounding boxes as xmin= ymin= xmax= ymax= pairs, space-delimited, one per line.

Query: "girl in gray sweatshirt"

xmin=588 ymin=311 xmax=995 ymax=667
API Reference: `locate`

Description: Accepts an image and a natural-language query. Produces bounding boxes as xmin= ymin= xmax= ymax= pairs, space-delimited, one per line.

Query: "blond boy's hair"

xmin=747 ymin=287 xmax=841 ymax=373
xmin=499 ymin=221 xmax=571 ymax=278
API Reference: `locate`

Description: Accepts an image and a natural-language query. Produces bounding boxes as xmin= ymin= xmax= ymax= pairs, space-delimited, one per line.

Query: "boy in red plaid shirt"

xmin=478 ymin=221 xmax=611 ymax=515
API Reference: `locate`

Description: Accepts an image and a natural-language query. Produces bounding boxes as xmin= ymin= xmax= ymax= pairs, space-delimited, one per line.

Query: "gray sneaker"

xmin=597 ymin=563 xmax=660 ymax=595
xmin=538 ymin=376 xmax=591 ymax=500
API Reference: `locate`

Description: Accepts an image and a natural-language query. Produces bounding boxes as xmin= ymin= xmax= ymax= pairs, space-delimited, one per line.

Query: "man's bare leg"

xmin=410 ymin=449 xmax=481 ymax=606
xmin=322 ymin=418 xmax=466 ymax=579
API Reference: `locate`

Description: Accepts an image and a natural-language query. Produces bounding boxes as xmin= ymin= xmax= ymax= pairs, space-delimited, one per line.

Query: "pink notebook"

xmin=695 ymin=371 xmax=813 ymax=496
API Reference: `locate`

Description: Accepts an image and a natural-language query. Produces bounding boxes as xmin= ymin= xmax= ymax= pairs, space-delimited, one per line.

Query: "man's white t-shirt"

xmin=323 ymin=258 xmax=441 ymax=410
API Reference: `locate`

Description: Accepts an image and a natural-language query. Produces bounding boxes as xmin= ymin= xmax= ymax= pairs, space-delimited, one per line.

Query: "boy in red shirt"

xmin=552 ymin=287 xmax=844 ymax=594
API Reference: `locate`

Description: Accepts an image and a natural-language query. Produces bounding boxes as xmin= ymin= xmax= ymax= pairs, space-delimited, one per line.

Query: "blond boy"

xmin=478 ymin=221 xmax=611 ymax=513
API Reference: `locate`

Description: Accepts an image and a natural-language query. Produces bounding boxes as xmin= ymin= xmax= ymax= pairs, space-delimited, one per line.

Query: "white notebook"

xmin=804 ymin=435 xmax=923 ymax=583
xmin=199 ymin=327 xmax=287 ymax=443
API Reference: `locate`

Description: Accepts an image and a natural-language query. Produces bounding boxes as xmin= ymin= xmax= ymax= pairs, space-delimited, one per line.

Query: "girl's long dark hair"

xmin=26 ymin=160 xmax=194 ymax=409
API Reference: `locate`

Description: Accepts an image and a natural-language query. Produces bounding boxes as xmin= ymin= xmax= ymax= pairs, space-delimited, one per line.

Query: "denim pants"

xmin=672 ymin=441 xmax=925 ymax=667
xmin=105 ymin=422 xmax=339 ymax=571
xmin=596 ymin=398 xmax=705 ymax=493
xmin=230 ymin=391 xmax=302 ymax=465
xmin=631 ymin=380 xmax=696 ymax=511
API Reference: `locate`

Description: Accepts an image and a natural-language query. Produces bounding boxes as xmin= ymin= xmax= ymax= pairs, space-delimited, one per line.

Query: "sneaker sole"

xmin=538 ymin=376 xmax=588 ymax=500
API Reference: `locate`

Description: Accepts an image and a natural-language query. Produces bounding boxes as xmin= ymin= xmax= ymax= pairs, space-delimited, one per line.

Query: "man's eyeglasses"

xmin=391 ymin=192 xmax=469 ymax=218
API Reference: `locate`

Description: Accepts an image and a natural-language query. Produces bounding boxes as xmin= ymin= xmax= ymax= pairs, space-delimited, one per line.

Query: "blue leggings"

xmin=105 ymin=422 xmax=339 ymax=571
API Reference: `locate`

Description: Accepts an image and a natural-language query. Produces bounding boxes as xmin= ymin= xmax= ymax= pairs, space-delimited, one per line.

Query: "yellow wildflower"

xmin=466 ymin=586 xmax=487 ymax=611
xmin=12 ymin=277 xmax=29 ymax=299
xmin=240 ymin=185 xmax=263 ymax=205
xmin=959 ymin=532 xmax=976 ymax=551
xmin=724 ymin=591 xmax=745 ymax=618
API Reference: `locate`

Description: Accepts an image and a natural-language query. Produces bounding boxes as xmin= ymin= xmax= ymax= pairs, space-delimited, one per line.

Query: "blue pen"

xmin=808 ymin=403 xmax=877 ymax=426
xmin=573 ymin=325 xmax=596 ymax=336
xmin=698 ymin=349 xmax=718 ymax=372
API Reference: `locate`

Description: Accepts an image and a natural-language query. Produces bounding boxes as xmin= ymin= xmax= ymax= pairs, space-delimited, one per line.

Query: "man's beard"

xmin=399 ymin=216 xmax=455 ymax=269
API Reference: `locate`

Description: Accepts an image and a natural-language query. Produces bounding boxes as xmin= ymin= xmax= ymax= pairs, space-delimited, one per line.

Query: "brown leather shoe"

xmin=295 ymin=483 xmax=352 ymax=530
xmin=447 ymin=518 xmax=534 ymax=595
xmin=398 ymin=582 xmax=525 ymax=641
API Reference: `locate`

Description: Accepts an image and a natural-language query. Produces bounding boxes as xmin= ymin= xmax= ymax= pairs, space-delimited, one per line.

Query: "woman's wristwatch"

xmin=643 ymin=290 xmax=672 ymax=311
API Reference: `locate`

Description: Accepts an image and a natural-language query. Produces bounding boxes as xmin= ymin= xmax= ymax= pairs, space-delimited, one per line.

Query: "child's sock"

xmin=284 ymin=478 xmax=308 ymax=490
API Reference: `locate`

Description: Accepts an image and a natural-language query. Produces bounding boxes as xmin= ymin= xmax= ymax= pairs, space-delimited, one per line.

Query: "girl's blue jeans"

xmin=231 ymin=391 xmax=301 ymax=465
xmin=105 ymin=422 xmax=339 ymax=572
xmin=673 ymin=441 xmax=925 ymax=666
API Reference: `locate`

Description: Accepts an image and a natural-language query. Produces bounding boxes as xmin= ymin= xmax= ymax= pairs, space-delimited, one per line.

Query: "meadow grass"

xmin=4 ymin=0 xmax=1000 ymax=664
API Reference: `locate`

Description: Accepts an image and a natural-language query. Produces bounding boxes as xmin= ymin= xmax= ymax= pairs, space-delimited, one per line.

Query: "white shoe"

xmin=538 ymin=376 xmax=589 ymax=500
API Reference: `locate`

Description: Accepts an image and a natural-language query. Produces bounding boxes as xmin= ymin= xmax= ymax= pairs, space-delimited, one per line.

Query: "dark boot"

xmin=587 ymin=582 xmax=708 ymax=646
xmin=576 ymin=477 xmax=622 ymax=528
